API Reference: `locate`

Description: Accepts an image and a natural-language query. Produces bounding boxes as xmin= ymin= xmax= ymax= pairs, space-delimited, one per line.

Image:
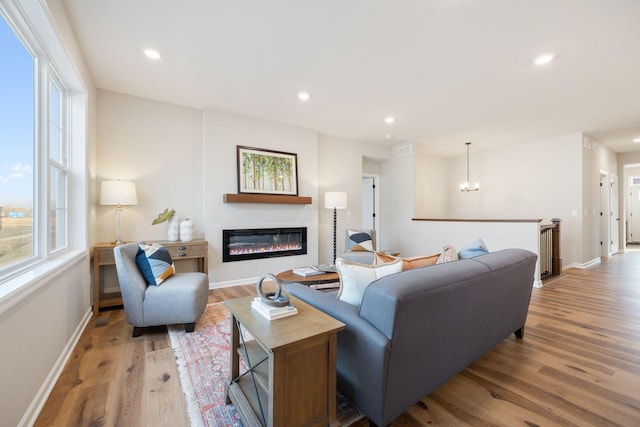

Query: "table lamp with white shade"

xmin=100 ymin=180 xmax=138 ymax=245
xmin=324 ymin=191 xmax=347 ymax=264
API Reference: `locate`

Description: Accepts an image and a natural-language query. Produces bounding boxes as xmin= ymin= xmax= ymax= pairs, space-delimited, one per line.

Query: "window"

xmin=49 ymin=79 xmax=68 ymax=252
xmin=0 ymin=9 xmax=70 ymax=277
xmin=0 ymin=13 xmax=35 ymax=270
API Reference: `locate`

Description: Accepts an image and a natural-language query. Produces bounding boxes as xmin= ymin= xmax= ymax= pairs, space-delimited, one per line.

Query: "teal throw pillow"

xmin=135 ymin=243 xmax=175 ymax=286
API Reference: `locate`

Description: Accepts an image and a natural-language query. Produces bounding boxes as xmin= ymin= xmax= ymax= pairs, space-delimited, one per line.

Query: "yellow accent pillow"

xmin=374 ymin=251 xmax=440 ymax=271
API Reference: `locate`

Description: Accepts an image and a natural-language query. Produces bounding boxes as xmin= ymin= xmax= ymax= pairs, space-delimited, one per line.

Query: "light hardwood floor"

xmin=36 ymin=250 xmax=640 ymax=426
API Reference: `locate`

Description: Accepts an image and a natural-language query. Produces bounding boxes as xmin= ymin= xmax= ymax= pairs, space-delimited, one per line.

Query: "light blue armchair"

xmin=113 ymin=242 xmax=209 ymax=337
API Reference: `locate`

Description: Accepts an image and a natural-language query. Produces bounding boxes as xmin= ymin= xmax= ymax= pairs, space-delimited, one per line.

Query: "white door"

xmin=362 ymin=174 xmax=381 ymax=246
xmin=599 ymin=174 xmax=609 ymax=257
xmin=610 ymin=175 xmax=619 ymax=254
xmin=362 ymin=176 xmax=375 ymax=229
xmin=629 ymin=185 xmax=640 ymax=244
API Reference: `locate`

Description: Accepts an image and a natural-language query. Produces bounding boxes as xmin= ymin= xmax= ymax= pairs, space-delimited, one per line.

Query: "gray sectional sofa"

xmin=286 ymin=248 xmax=537 ymax=427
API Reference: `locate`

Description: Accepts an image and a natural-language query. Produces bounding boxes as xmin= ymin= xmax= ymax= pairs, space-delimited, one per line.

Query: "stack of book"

xmin=251 ymin=297 xmax=298 ymax=320
xmin=292 ymin=266 xmax=324 ymax=277
xmin=313 ymin=264 xmax=337 ymax=273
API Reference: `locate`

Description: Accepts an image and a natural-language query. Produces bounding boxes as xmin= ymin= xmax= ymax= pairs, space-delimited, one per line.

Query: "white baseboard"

xmin=18 ymin=306 xmax=93 ymax=427
xmin=565 ymin=257 xmax=601 ymax=270
xmin=209 ymin=277 xmax=259 ymax=289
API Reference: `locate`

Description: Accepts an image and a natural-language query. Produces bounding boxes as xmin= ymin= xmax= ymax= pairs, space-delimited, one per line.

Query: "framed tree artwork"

xmin=237 ymin=146 xmax=299 ymax=196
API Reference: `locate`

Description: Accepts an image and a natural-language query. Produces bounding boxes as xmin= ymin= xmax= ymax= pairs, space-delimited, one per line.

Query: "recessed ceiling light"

xmin=385 ymin=116 xmax=395 ymax=124
xmin=298 ymin=92 xmax=310 ymax=101
xmin=385 ymin=134 xmax=392 ymax=139
xmin=533 ymin=53 xmax=554 ymax=65
xmin=633 ymin=138 xmax=640 ymax=143
xmin=144 ymin=49 xmax=162 ymax=60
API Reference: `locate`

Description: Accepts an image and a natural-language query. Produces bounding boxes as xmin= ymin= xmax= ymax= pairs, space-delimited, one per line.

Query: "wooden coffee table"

xmin=276 ymin=269 xmax=339 ymax=285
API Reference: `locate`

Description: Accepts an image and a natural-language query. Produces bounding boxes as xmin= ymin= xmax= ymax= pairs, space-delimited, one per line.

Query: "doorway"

xmin=629 ymin=180 xmax=640 ymax=244
xmin=362 ymin=174 xmax=381 ymax=245
xmin=610 ymin=175 xmax=619 ymax=254
xmin=599 ymin=172 xmax=620 ymax=257
xmin=599 ymin=172 xmax=610 ymax=257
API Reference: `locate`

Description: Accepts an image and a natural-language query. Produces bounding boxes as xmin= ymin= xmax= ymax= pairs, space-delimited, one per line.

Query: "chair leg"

xmin=185 ymin=322 xmax=196 ymax=333
xmin=132 ymin=327 xmax=144 ymax=337
xmin=515 ymin=326 xmax=524 ymax=339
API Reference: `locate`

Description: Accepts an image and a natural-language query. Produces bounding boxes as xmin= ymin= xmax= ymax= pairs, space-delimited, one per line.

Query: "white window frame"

xmin=48 ymin=74 xmax=69 ymax=254
xmin=0 ymin=0 xmax=88 ymax=308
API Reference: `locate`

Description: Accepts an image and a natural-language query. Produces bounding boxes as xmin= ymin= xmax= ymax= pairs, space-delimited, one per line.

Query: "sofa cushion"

xmin=436 ymin=245 xmax=458 ymax=264
xmin=336 ymin=257 xmax=402 ymax=306
xmin=135 ymin=243 xmax=175 ymax=286
xmin=374 ymin=251 xmax=440 ymax=271
xmin=458 ymin=238 xmax=489 ymax=259
xmin=346 ymin=230 xmax=374 ymax=252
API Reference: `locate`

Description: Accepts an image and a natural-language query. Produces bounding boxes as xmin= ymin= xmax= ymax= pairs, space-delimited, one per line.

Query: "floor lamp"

xmin=324 ymin=191 xmax=347 ymax=264
xmin=100 ymin=180 xmax=138 ymax=245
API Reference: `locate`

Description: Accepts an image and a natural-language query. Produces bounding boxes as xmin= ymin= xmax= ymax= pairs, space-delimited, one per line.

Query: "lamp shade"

xmin=100 ymin=180 xmax=138 ymax=206
xmin=324 ymin=191 xmax=347 ymax=209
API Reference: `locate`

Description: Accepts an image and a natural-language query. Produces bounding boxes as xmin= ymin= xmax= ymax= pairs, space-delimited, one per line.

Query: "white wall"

xmin=94 ymin=94 xmax=393 ymax=282
xmin=448 ymin=134 xmax=582 ymax=222
xmin=379 ymin=146 xmax=415 ymax=253
xmin=0 ymin=254 xmax=91 ymax=427
xmin=383 ymin=133 xmax=621 ymax=269
xmin=381 ymin=148 xmax=540 ymax=282
xmin=414 ymin=152 xmax=449 ymax=218
xmin=203 ymin=108 xmax=320 ymax=283
xmin=581 ymin=135 xmax=600 ymax=264
xmin=413 ymin=135 xmax=583 ymax=267
xmin=317 ymin=134 xmax=391 ymax=264
xmin=363 ymin=157 xmax=382 ymax=175
xmin=96 ymin=90 xmax=204 ymax=244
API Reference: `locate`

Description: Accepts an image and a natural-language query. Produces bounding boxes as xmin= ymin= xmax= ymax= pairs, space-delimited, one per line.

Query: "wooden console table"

xmin=92 ymin=240 xmax=208 ymax=315
xmin=225 ymin=295 xmax=345 ymax=426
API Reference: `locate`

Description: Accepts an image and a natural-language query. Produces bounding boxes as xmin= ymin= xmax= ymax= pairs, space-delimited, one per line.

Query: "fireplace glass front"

xmin=222 ymin=227 xmax=307 ymax=262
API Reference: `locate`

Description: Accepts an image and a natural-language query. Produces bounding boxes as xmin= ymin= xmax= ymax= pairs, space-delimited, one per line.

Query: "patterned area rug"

xmin=168 ymin=302 xmax=365 ymax=426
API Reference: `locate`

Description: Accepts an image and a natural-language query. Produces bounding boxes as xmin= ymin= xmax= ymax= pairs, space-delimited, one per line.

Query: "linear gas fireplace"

xmin=223 ymin=227 xmax=307 ymax=262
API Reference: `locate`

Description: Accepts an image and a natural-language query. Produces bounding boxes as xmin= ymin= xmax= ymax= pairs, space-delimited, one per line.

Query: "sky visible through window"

xmin=0 ymin=15 xmax=34 ymax=211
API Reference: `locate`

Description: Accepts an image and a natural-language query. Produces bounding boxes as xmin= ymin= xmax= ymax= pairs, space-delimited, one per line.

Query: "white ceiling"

xmin=60 ymin=0 xmax=640 ymax=157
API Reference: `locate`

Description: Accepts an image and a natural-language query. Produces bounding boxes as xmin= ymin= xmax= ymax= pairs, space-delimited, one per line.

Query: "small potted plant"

xmin=152 ymin=208 xmax=179 ymax=241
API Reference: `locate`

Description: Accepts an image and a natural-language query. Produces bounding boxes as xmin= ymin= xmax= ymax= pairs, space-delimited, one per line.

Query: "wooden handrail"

xmin=413 ymin=218 xmax=542 ymax=223
xmin=540 ymin=218 xmax=562 ymax=280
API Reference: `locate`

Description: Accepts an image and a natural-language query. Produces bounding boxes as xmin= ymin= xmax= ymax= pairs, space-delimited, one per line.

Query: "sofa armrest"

xmin=285 ymin=283 xmax=391 ymax=424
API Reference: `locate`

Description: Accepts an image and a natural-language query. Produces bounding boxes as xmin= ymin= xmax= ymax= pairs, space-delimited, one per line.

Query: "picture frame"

xmin=237 ymin=146 xmax=298 ymax=196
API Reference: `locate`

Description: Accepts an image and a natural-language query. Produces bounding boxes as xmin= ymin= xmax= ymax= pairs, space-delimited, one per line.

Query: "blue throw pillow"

xmin=458 ymin=238 xmax=489 ymax=259
xmin=135 ymin=243 xmax=175 ymax=286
